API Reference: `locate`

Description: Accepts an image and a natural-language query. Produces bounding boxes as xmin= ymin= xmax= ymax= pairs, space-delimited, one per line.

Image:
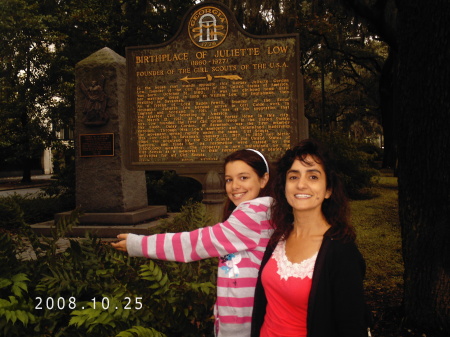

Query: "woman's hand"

xmin=111 ymin=233 xmax=129 ymax=252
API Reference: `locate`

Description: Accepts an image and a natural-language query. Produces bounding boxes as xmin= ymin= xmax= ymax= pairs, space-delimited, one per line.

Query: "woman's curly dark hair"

xmin=269 ymin=138 xmax=355 ymax=246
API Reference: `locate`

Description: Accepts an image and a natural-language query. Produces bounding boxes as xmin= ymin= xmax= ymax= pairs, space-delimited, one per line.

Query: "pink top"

xmin=260 ymin=241 xmax=317 ymax=337
xmin=126 ymin=197 xmax=273 ymax=337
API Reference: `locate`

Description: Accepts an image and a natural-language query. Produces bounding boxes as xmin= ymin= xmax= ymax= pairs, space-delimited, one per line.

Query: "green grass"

xmin=352 ymin=173 xmax=445 ymax=337
xmin=351 ymin=173 xmax=404 ymax=309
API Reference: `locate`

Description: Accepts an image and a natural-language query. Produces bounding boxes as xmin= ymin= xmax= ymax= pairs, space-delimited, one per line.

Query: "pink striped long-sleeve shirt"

xmin=126 ymin=196 xmax=273 ymax=337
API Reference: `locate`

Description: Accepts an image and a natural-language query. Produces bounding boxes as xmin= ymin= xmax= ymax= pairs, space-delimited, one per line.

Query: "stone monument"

xmin=68 ymin=47 xmax=166 ymax=225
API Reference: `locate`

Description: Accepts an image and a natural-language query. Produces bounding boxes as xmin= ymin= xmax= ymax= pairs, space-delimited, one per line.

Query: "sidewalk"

xmin=0 ymin=174 xmax=53 ymax=191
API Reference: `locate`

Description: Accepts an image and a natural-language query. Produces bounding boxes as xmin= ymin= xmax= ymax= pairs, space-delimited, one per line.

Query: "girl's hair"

xmin=269 ymin=138 xmax=355 ymax=246
xmin=221 ymin=149 xmax=270 ymax=221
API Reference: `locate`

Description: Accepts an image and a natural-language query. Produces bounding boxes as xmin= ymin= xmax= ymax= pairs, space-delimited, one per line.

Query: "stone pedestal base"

xmin=202 ymin=170 xmax=225 ymax=224
xmin=33 ymin=211 xmax=175 ymax=238
xmin=55 ymin=205 xmax=167 ymax=225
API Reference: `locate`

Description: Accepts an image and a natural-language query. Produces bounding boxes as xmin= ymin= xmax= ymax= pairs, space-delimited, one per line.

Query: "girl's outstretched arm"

xmin=114 ymin=198 xmax=272 ymax=262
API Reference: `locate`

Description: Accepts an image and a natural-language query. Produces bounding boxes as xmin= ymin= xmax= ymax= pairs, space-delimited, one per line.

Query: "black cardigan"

xmin=251 ymin=232 xmax=368 ymax=337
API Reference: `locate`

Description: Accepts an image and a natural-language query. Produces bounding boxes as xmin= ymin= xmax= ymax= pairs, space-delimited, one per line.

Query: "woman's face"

xmin=225 ymin=160 xmax=269 ymax=206
xmin=285 ymin=156 xmax=332 ymax=215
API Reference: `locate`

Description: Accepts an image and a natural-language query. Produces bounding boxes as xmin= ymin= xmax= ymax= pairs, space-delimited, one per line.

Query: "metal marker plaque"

xmin=79 ymin=133 xmax=114 ymax=157
xmin=125 ymin=1 xmax=305 ymax=172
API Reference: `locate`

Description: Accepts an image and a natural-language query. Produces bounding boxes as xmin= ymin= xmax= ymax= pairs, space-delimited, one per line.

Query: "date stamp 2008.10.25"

xmin=34 ymin=296 xmax=143 ymax=311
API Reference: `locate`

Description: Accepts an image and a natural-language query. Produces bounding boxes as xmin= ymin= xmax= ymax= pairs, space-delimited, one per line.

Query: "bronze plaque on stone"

xmin=125 ymin=1 xmax=306 ymax=173
xmin=79 ymin=133 xmax=114 ymax=157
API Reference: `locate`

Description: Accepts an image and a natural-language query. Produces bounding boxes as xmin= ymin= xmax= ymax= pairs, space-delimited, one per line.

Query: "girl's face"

xmin=225 ymin=160 xmax=269 ymax=206
xmin=285 ymin=156 xmax=332 ymax=215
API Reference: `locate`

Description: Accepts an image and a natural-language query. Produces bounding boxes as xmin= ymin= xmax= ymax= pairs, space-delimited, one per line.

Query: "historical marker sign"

xmin=125 ymin=1 xmax=306 ymax=173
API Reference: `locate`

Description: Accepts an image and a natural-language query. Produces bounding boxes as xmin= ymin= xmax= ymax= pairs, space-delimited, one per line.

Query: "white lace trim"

xmin=272 ymin=240 xmax=317 ymax=280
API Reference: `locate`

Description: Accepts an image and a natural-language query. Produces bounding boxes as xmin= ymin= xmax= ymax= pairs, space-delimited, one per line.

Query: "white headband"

xmin=246 ymin=149 xmax=269 ymax=174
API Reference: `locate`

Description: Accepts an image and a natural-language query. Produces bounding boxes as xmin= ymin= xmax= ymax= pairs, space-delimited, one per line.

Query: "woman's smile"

xmin=294 ymin=193 xmax=312 ymax=198
xmin=285 ymin=157 xmax=331 ymax=214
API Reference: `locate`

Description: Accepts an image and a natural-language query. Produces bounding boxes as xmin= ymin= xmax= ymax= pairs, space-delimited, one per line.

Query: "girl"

xmin=112 ymin=149 xmax=272 ymax=337
xmin=251 ymin=139 xmax=368 ymax=337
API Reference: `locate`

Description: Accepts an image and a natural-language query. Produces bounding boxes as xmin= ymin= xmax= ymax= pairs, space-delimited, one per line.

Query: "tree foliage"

xmin=0 ymin=0 xmax=197 ymax=181
xmin=0 ymin=0 xmax=386 ymax=181
xmin=225 ymin=0 xmax=386 ymax=141
xmin=0 ymin=0 xmax=62 ymax=181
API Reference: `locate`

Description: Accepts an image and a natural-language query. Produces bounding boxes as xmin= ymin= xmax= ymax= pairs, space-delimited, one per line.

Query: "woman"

xmin=251 ymin=139 xmax=368 ymax=337
xmin=112 ymin=149 xmax=273 ymax=337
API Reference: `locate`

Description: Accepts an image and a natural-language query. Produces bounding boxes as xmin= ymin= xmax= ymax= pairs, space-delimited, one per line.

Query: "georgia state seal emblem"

xmin=188 ymin=6 xmax=228 ymax=49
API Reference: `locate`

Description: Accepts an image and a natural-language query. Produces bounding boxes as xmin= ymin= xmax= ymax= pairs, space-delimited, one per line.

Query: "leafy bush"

xmin=1 ymin=144 xmax=76 ymax=228
xmin=0 ymin=197 xmax=26 ymax=230
xmin=0 ymin=193 xmax=75 ymax=226
xmin=312 ymin=132 xmax=380 ymax=199
xmin=0 ymin=144 xmax=76 ymax=228
xmin=0 ymin=203 xmax=216 ymax=337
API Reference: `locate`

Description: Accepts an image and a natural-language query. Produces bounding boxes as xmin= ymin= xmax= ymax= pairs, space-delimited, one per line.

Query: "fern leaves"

xmin=116 ymin=325 xmax=167 ymax=337
xmin=0 ymin=296 xmax=35 ymax=326
xmin=0 ymin=274 xmax=36 ymax=328
xmin=139 ymin=261 xmax=169 ymax=291
xmin=0 ymin=202 xmax=216 ymax=336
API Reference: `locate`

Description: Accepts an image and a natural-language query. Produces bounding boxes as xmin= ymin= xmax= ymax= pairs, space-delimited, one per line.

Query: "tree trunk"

xmin=395 ymin=0 xmax=450 ymax=333
xmin=19 ymin=109 xmax=32 ymax=184
xmin=21 ymin=158 xmax=32 ymax=184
